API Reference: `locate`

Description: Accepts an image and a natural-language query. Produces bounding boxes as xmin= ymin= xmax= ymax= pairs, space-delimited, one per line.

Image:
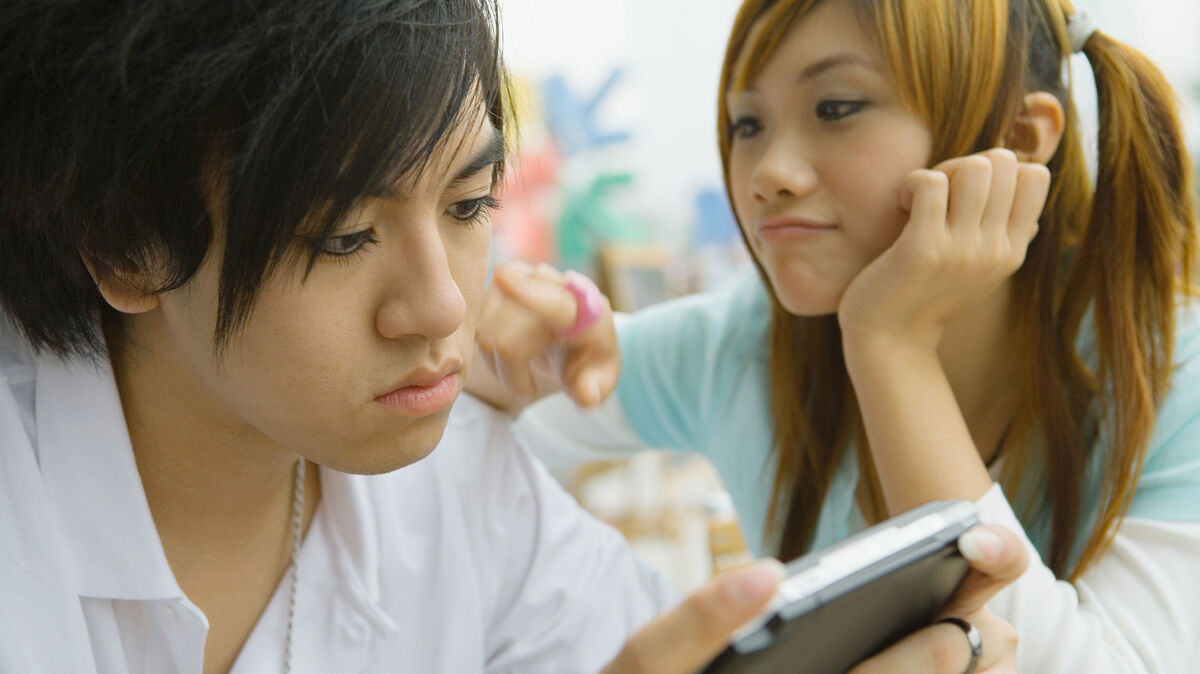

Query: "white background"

xmin=500 ymin=0 xmax=1200 ymax=248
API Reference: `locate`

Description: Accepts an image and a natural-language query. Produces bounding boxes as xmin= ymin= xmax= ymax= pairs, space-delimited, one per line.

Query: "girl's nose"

xmin=749 ymin=135 xmax=818 ymax=204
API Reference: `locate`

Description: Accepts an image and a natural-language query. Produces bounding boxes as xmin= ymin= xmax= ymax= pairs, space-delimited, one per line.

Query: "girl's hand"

xmin=837 ymin=148 xmax=1050 ymax=352
xmin=849 ymin=525 xmax=1028 ymax=674
xmin=469 ymin=261 xmax=619 ymax=412
xmin=604 ymin=525 xmax=1027 ymax=674
xmin=849 ymin=608 xmax=1018 ymax=674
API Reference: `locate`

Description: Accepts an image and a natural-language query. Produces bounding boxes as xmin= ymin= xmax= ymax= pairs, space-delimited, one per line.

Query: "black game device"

xmin=702 ymin=499 xmax=980 ymax=674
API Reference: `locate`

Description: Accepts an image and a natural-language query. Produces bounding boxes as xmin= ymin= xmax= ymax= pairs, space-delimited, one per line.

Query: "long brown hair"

xmin=717 ymin=0 xmax=1197 ymax=579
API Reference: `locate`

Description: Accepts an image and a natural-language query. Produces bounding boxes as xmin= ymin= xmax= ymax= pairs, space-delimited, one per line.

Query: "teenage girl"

xmin=470 ymin=0 xmax=1200 ymax=670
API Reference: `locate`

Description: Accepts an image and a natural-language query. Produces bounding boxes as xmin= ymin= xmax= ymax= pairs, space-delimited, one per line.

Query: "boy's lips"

xmin=375 ymin=365 xmax=461 ymax=417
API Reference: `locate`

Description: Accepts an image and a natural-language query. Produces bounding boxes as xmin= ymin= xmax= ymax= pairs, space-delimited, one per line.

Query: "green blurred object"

xmin=556 ymin=172 xmax=650 ymax=274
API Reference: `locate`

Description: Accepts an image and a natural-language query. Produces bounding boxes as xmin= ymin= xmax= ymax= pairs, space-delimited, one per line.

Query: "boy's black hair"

xmin=0 ymin=0 xmax=508 ymax=357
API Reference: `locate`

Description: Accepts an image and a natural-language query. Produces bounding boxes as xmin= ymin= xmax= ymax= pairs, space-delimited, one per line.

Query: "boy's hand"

xmin=601 ymin=560 xmax=785 ymax=674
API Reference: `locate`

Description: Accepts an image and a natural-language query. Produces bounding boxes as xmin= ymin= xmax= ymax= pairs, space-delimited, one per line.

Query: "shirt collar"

xmin=33 ymin=346 xmax=397 ymax=635
xmin=319 ymin=469 xmax=386 ymax=605
xmin=318 ymin=469 xmax=401 ymax=643
xmin=232 ymin=470 xmax=398 ymax=674
xmin=34 ymin=351 xmax=182 ymax=601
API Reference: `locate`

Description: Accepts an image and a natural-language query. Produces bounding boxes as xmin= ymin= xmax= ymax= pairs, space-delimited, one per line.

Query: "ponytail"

xmin=1033 ymin=28 xmax=1196 ymax=578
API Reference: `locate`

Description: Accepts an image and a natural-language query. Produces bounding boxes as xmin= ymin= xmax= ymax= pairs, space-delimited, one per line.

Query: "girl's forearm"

xmin=842 ymin=333 xmax=993 ymax=514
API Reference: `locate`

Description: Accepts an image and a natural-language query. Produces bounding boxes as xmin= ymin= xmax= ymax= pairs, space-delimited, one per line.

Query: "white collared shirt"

xmin=0 ymin=318 xmax=679 ymax=674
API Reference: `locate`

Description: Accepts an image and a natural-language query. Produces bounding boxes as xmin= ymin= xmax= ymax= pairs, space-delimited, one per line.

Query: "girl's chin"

xmin=758 ymin=262 xmax=847 ymax=315
xmin=780 ymin=303 xmax=839 ymax=319
xmin=768 ymin=279 xmax=843 ymax=317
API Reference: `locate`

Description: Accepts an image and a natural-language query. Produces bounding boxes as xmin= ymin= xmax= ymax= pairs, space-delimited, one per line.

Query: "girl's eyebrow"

xmin=728 ymin=52 xmax=877 ymax=101
xmin=795 ymin=52 xmax=876 ymax=84
xmin=447 ymin=129 xmax=505 ymax=189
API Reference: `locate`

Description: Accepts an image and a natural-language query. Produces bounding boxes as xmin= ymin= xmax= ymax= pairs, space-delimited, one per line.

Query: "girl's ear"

xmin=1006 ymin=91 xmax=1066 ymax=164
xmin=81 ymin=257 xmax=161 ymax=314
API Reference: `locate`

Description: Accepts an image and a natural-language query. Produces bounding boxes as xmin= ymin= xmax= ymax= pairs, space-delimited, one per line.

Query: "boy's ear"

xmin=1006 ymin=91 xmax=1066 ymax=164
xmin=81 ymin=257 xmax=161 ymax=314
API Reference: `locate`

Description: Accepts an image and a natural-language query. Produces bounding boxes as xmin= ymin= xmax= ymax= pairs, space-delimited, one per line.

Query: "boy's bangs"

xmin=215 ymin=0 xmax=507 ymax=345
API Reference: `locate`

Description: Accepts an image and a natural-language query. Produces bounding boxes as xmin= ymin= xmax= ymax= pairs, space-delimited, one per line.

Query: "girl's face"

xmin=129 ymin=108 xmax=501 ymax=474
xmin=726 ymin=0 xmax=933 ymax=316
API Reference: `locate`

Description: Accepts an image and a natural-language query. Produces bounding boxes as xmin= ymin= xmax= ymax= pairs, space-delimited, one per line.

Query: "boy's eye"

xmin=729 ymin=116 xmax=763 ymax=141
xmin=447 ymin=195 xmax=499 ymax=223
xmin=319 ymin=229 xmax=379 ymax=256
xmin=815 ymin=100 xmax=866 ymax=122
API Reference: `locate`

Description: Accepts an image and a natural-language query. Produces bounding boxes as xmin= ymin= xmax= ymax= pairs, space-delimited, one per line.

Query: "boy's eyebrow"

xmin=372 ymin=128 xmax=505 ymax=200
xmin=447 ymin=129 xmax=506 ymax=189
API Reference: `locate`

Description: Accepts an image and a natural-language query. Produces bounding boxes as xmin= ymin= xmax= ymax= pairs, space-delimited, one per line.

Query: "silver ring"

xmin=937 ymin=617 xmax=982 ymax=674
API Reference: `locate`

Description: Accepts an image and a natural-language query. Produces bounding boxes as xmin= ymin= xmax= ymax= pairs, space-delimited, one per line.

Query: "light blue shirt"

xmin=616 ymin=271 xmax=1200 ymax=559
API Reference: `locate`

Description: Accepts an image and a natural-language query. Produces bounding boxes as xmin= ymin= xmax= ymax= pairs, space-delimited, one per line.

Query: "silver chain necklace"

xmin=284 ymin=457 xmax=306 ymax=674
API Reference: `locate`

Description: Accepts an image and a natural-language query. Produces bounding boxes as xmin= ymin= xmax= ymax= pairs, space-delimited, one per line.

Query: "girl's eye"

xmin=319 ymin=228 xmax=379 ymax=257
xmin=729 ymin=116 xmax=763 ymax=141
xmin=448 ymin=195 xmax=500 ymax=225
xmin=815 ymin=100 xmax=866 ymax=122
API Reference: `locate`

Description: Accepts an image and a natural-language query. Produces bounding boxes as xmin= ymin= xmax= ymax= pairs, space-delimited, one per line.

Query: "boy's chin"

xmin=310 ymin=415 xmax=451 ymax=475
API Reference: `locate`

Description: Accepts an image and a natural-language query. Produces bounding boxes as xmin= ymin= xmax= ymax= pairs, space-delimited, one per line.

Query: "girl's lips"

xmin=374 ymin=372 xmax=459 ymax=417
xmin=758 ymin=218 xmax=837 ymax=241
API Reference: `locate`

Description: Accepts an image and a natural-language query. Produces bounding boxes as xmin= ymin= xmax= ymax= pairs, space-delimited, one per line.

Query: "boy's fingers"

xmin=601 ymin=560 xmax=785 ymax=674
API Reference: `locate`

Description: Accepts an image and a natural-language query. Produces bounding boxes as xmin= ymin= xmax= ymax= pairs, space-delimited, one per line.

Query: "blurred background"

xmin=494 ymin=0 xmax=1200 ymax=591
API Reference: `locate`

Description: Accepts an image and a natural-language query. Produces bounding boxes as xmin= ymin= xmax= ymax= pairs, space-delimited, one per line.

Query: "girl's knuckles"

xmin=947 ymin=154 xmax=993 ymax=179
xmin=912 ymin=169 xmax=950 ymax=193
xmin=926 ymin=629 xmax=968 ymax=673
xmin=984 ymin=148 xmax=1018 ymax=165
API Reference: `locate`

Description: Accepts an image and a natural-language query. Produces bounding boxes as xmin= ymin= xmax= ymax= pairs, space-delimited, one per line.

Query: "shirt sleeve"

xmin=512 ymin=383 xmax=649 ymax=476
xmin=460 ymin=398 xmax=681 ymax=674
xmin=975 ymin=484 xmax=1200 ymax=673
xmin=614 ymin=271 xmax=770 ymax=453
xmin=513 ymin=270 xmax=771 ymax=468
xmin=1125 ymin=304 xmax=1200 ymax=521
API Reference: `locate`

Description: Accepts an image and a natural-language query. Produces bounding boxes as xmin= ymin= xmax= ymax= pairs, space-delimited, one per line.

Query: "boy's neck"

xmin=108 ymin=317 xmax=322 ymax=673
xmin=109 ymin=324 xmax=304 ymax=532
xmin=105 ymin=314 xmax=321 ymax=581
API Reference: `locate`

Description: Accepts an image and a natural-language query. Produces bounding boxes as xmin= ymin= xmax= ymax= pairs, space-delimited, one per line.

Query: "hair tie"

xmin=1067 ymin=10 xmax=1100 ymax=54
